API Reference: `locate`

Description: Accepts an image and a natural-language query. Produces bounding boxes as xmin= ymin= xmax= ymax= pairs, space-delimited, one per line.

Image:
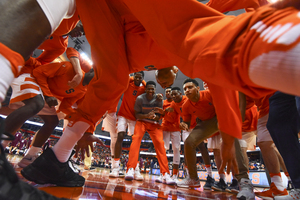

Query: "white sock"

xmin=114 ymin=159 xmax=120 ymax=168
xmin=219 ymin=173 xmax=226 ymax=180
xmin=206 ymin=165 xmax=212 ymax=177
xmin=53 ymin=121 xmax=89 ymax=163
xmin=26 ymin=146 xmax=42 ymax=156
xmin=0 ymin=55 xmax=14 ymax=102
xmin=271 ymin=175 xmax=285 ymax=191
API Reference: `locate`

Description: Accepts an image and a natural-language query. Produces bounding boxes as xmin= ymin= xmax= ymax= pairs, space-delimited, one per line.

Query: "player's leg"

xmin=177 ymin=117 xmax=218 ymax=188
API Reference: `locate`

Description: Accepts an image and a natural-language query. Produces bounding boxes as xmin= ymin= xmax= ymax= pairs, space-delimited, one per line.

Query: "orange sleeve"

xmin=66 ymin=47 xmax=80 ymax=58
xmin=58 ymin=95 xmax=85 ymax=115
xmin=207 ymin=82 xmax=242 ymax=139
xmin=206 ymin=0 xmax=261 ymax=13
xmin=182 ymin=101 xmax=192 ymax=123
xmin=32 ymin=63 xmax=68 ymax=97
xmin=66 ymin=47 xmax=93 ymax=73
xmin=37 ymin=35 xmax=68 ymax=64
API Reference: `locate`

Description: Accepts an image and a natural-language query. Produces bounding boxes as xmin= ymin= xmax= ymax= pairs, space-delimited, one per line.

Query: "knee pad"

xmin=37 ymin=0 xmax=76 ymax=33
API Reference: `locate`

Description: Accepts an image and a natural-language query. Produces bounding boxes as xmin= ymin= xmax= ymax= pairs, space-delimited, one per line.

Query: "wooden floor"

xmin=7 ymin=154 xmax=264 ymax=200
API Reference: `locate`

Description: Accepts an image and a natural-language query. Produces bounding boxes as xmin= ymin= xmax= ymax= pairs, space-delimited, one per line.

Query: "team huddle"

xmin=1 ymin=0 xmax=300 ymax=200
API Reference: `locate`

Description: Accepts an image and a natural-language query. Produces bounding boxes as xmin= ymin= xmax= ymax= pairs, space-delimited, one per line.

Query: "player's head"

xmin=133 ymin=71 xmax=144 ymax=86
xmin=82 ymin=68 xmax=94 ymax=86
xmin=183 ymin=78 xmax=200 ymax=100
xmin=165 ymin=87 xmax=172 ymax=101
xmin=155 ymin=66 xmax=178 ymax=89
xmin=171 ymin=87 xmax=182 ymax=103
xmin=146 ymin=81 xmax=156 ymax=98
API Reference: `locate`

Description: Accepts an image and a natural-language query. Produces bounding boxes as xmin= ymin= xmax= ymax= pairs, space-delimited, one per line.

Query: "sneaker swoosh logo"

xmin=23 ymin=157 xmax=32 ymax=161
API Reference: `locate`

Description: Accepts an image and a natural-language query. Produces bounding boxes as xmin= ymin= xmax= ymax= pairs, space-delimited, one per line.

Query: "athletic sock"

xmin=53 ymin=121 xmax=89 ymax=163
xmin=270 ymin=173 xmax=285 ymax=191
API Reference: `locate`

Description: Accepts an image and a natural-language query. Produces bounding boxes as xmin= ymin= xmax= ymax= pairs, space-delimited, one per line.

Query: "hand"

xmin=68 ymin=73 xmax=83 ymax=88
xmin=156 ymin=93 xmax=163 ymax=101
xmin=44 ymin=96 xmax=58 ymax=108
xmin=147 ymin=110 xmax=156 ymax=119
xmin=165 ymin=107 xmax=174 ymax=112
xmin=75 ymin=132 xmax=105 ymax=160
xmin=153 ymin=107 xmax=165 ymax=115
xmin=219 ymin=132 xmax=239 ymax=175
xmin=179 ymin=122 xmax=189 ymax=131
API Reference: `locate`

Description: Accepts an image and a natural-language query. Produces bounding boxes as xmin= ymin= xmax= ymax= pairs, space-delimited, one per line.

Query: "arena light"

xmin=0 ymin=114 xmax=63 ymax=131
xmin=268 ymin=0 xmax=279 ymax=3
xmin=80 ymin=52 xmax=93 ymax=65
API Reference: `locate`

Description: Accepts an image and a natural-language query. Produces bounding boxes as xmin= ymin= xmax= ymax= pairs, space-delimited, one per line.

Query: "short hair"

xmin=183 ymin=78 xmax=199 ymax=87
xmin=134 ymin=71 xmax=144 ymax=78
xmin=165 ymin=87 xmax=172 ymax=90
xmin=171 ymin=87 xmax=181 ymax=92
xmin=146 ymin=81 xmax=156 ymax=88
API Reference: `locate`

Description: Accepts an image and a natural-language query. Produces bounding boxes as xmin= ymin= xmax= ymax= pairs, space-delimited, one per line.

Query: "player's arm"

xmin=134 ymin=97 xmax=156 ymax=120
xmin=66 ymin=47 xmax=83 ymax=88
xmin=57 ymin=96 xmax=80 ymax=115
xmin=181 ymin=102 xmax=191 ymax=130
xmin=32 ymin=63 xmax=62 ymax=97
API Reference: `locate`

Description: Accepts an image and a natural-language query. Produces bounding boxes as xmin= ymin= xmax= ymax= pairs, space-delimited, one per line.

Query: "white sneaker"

xmin=109 ymin=167 xmax=120 ymax=178
xmin=125 ymin=168 xmax=134 ymax=181
xmin=155 ymin=174 xmax=163 ymax=183
xmin=134 ymin=167 xmax=144 ymax=181
xmin=236 ymin=178 xmax=255 ymax=200
xmin=163 ymin=173 xmax=176 ymax=185
xmin=177 ymin=177 xmax=200 ymax=188
xmin=18 ymin=154 xmax=38 ymax=168
xmin=274 ymin=189 xmax=300 ymax=200
xmin=172 ymin=174 xmax=179 ymax=184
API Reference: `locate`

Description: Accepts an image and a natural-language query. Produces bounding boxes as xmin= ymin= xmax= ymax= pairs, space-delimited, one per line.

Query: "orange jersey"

xmin=182 ymin=90 xmax=216 ymax=123
xmin=254 ymin=93 xmax=274 ymax=118
xmin=242 ymin=96 xmax=258 ymax=132
xmin=19 ymin=57 xmax=42 ymax=75
xmin=117 ymin=77 xmax=146 ymax=121
xmin=171 ymin=95 xmax=197 ymax=129
xmin=33 ymin=62 xmax=87 ymax=115
xmin=161 ymin=99 xmax=180 ymax=132
xmin=32 ymin=50 xmax=91 ymax=115
xmin=36 ymin=10 xmax=80 ymax=65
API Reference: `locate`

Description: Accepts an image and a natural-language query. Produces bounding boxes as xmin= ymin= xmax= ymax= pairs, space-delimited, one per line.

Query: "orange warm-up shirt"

xmin=75 ymin=0 xmax=286 ymax=138
xmin=182 ymin=90 xmax=216 ymax=123
xmin=170 ymin=96 xmax=197 ymax=129
xmin=118 ymin=77 xmax=146 ymax=121
xmin=161 ymin=99 xmax=180 ymax=132
xmin=242 ymin=96 xmax=258 ymax=132
xmin=254 ymin=93 xmax=274 ymax=119
xmin=36 ymin=10 xmax=80 ymax=65
xmin=32 ymin=51 xmax=92 ymax=115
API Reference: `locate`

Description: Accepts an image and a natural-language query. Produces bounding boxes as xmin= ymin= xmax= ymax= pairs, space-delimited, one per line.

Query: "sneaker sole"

xmin=18 ymin=162 xmax=30 ymax=168
xmin=109 ymin=174 xmax=119 ymax=178
xmin=21 ymin=165 xmax=85 ymax=187
xmin=125 ymin=176 xmax=134 ymax=181
xmin=203 ymin=186 xmax=212 ymax=190
xmin=211 ymin=186 xmax=226 ymax=191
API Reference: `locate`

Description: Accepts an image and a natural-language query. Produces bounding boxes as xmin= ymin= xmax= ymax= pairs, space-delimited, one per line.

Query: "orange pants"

xmin=127 ymin=121 xmax=169 ymax=175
